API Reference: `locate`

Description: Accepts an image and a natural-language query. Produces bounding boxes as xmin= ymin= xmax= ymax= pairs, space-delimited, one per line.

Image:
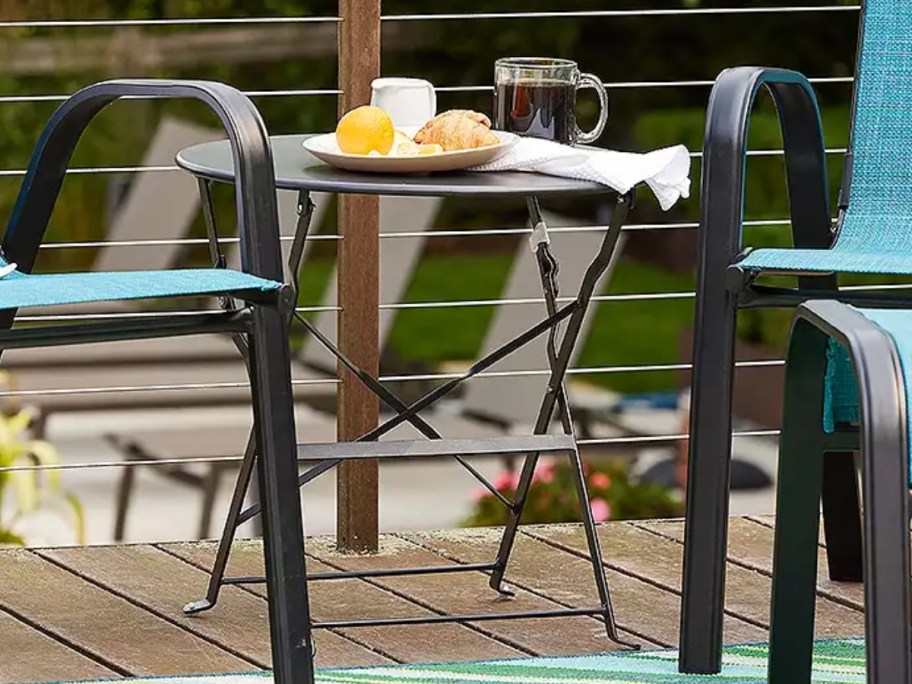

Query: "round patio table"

xmin=174 ymin=132 xmax=638 ymax=662
xmin=177 ymin=133 xmax=613 ymax=197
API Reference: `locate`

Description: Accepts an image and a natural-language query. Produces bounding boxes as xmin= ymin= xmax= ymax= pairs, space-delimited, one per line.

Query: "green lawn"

xmin=298 ymin=252 xmax=695 ymax=395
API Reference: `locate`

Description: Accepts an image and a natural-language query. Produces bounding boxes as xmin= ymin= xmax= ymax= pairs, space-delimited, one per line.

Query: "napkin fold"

xmin=470 ymin=137 xmax=691 ymax=211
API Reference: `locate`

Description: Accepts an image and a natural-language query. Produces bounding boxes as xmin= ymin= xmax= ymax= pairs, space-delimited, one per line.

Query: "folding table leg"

xmin=567 ymin=443 xmax=635 ymax=646
xmin=489 ymin=197 xmax=630 ymax=637
xmin=184 ymin=433 xmax=258 ymax=614
xmin=187 ymin=191 xmax=318 ymax=614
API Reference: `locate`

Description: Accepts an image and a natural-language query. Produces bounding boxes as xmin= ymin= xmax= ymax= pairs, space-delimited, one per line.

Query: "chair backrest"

xmin=838 ymin=0 xmax=912 ymax=251
xmin=96 ymin=116 xmax=223 ymax=272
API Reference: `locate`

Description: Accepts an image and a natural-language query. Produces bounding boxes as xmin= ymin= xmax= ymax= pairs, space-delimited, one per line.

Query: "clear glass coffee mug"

xmin=494 ymin=57 xmax=609 ymax=145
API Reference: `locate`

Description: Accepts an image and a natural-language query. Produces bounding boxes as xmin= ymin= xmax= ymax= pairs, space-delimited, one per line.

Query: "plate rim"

xmin=302 ymin=130 xmax=516 ymax=161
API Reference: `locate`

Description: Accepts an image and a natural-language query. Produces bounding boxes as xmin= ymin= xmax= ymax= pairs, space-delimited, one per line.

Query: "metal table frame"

xmin=176 ymin=140 xmax=638 ymax=680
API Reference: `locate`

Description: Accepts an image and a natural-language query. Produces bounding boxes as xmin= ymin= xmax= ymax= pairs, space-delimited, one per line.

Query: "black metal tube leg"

xmin=679 ymin=291 xmax=738 ymax=674
xmin=821 ymin=450 xmax=863 ymax=581
xmin=249 ymin=306 xmax=313 ymax=684
xmin=860 ymin=383 xmax=911 ymax=684
xmin=490 ymin=196 xmax=628 ymax=598
xmin=567 ymin=445 xmax=639 ymax=648
xmin=184 ymin=430 xmax=258 ymax=615
xmin=768 ymin=325 xmax=826 ymax=684
xmin=113 ymin=458 xmax=137 ymax=542
xmin=198 ymin=465 xmax=224 ymax=541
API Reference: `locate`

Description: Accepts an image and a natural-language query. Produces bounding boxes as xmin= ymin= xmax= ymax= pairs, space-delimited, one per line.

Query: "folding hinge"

xmin=725 ymin=247 xmax=755 ymax=293
xmin=528 ymin=220 xmax=551 ymax=253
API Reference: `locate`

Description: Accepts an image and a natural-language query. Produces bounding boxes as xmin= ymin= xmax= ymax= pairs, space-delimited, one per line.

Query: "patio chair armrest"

xmin=790 ymin=300 xmax=906 ymax=458
xmin=701 ymin=67 xmax=831 ymax=279
xmin=4 ymin=79 xmax=282 ymax=283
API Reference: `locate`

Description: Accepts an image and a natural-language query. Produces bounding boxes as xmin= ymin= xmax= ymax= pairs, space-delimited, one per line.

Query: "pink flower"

xmin=492 ymin=470 xmax=521 ymax=492
xmin=590 ymin=498 xmax=611 ymax=522
xmin=589 ymin=472 xmax=612 ymax=489
xmin=471 ymin=487 xmax=490 ymax=503
xmin=533 ymin=460 xmax=555 ymax=484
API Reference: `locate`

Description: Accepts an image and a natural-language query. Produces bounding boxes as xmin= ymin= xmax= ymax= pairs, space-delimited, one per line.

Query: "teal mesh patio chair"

xmin=680 ymin=0 xmax=912 ymax=674
xmin=0 ymin=79 xmax=311 ymax=684
xmin=768 ymin=300 xmax=912 ymax=684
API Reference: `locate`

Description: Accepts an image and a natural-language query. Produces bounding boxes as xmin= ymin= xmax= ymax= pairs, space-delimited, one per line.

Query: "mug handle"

xmin=575 ymin=72 xmax=609 ymax=144
xmin=428 ymin=83 xmax=437 ymax=119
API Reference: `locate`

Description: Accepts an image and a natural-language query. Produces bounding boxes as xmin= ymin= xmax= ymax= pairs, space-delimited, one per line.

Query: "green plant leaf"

xmin=7 ymin=409 xmax=33 ymax=438
xmin=63 ymin=491 xmax=86 ymax=545
xmin=0 ymin=528 xmax=25 ymax=546
xmin=8 ymin=469 xmax=38 ymax=514
xmin=28 ymin=439 xmax=60 ymax=491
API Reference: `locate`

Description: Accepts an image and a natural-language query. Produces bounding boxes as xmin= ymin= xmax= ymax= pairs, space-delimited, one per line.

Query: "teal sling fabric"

xmin=739 ymin=0 xmax=912 ymax=275
xmin=0 ymin=258 xmax=281 ymax=311
xmin=824 ymin=308 xmax=912 ymax=480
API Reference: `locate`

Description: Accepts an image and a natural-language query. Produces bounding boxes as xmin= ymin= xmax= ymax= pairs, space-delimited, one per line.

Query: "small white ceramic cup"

xmin=370 ymin=77 xmax=437 ymax=128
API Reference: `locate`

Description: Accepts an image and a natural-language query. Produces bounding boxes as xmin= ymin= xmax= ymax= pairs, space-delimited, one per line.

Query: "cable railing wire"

xmin=0 ymin=76 xmax=850 ymax=107
xmin=0 ymin=146 xmax=845 ymax=178
xmin=0 ymin=428 xmax=781 ymax=474
xmin=0 ymin=359 xmax=782 ymax=403
xmin=382 ymin=6 xmax=858 ymax=21
xmin=37 ymin=218 xmax=796 ymax=250
xmin=0 ymin=7 xmax=857 ymax=30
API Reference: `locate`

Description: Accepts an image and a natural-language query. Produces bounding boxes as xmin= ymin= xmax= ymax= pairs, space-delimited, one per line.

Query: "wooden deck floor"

xmin=0 ymin=516 xmax=864 ymax=682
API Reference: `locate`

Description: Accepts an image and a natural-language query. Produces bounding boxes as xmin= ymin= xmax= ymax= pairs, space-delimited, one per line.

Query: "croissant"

xmin=414 ymin=110 xmax=500 ymax=151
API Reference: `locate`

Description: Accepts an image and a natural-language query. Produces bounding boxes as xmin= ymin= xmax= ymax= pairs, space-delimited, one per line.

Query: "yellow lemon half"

xmin=336 ymin=106 xmax=395 ymax=155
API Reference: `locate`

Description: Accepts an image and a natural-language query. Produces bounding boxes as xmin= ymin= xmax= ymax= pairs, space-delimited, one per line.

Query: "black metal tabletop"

xmin=176 ymin=134 xmax=611 ymax=198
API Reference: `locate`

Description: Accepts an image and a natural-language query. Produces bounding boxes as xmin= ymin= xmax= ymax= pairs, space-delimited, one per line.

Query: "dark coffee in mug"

xmin=493 ymin=58 xmax=609 ymax=146
xmin=494 ymin=80 xmax=575 ymax=143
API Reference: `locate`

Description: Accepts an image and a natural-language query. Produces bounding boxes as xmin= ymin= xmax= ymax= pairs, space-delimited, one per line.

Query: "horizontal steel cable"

xmin=37 ymin=218 xmax=795 ymax=251
xmin=43 ymin=218 xmax=806 ymax=252
xmin=383 ymin=6 xmax=858 ymax=21
xmin=0 ymin=7 xmax=857 ymax=30
xmin=0 ymin=17 xmax=341 ymax=28
xmin=0 ymin=428 xmax=780 ymax=473
xmin=0 ymin=359 xmax=782 ymax=402
xmin=0 ymin=76 xmax=850 ymax=106
xmin=0 ymin=147 xmax=846 ymax=177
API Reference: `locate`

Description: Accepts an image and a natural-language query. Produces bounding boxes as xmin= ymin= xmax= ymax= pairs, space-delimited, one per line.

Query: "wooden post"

xmin=336 ymin=0 xmax=381 ymax=552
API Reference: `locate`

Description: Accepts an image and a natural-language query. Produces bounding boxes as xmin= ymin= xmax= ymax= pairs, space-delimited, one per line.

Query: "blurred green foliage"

xmin=0 ymin=0 xmax=866 ymax=388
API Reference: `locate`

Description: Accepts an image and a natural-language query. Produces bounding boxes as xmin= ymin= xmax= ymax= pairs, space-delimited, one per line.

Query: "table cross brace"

xmin=184 ymin=185 xmax=636 ymax=651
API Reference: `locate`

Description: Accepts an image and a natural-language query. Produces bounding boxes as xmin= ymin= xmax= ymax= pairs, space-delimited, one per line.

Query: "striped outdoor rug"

xmin=54 ymin=638 xmax=866 ymax=683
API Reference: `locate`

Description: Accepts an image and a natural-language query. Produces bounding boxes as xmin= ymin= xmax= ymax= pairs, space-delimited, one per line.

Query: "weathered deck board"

xmin=402 ymin=526 xmax=767 ymax=647
xmin=163 ymin=540 xmax=522 ymax=663
xmin=307 ymin=534 xmax=649 ymax=655
xmin=0 ymin=609 xmax=116 ymax=683
xmin=663 ymin=517 xmax=863 ymax=609
xmin=40 ymin=543 xmax=387 ymax=670
xmin=631 ymin=519 xmax=865 ymax=638
xmin=0 ymin=518 xmax=868 ymax=683
xmin=0 ymin=549 xmax=249 ymax=676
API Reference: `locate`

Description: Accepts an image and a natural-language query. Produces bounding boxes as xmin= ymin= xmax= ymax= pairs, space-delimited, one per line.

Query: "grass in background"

xmin=293 ymin=251 xmax=696 ymax=396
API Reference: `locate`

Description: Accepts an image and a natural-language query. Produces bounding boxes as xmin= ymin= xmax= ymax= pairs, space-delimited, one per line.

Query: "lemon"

xmin=336 ymin=106 xmax=395 ymax=155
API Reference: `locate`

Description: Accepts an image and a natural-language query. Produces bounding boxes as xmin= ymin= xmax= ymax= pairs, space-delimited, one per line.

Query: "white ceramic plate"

xmin=302 ymin=130 xmax=516 ymax=174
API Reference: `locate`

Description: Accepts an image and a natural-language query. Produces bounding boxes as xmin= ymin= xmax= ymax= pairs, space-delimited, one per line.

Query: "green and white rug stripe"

xmin=49 ymin=639 xmax=867 ymax=684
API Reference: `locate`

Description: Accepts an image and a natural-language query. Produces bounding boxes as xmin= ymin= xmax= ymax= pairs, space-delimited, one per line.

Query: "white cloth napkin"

xmin=470 ymin=137 xmax=691 ymax=211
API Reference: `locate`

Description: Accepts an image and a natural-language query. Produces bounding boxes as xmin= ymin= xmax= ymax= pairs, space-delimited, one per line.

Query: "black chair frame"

xmin=678 ymin=64 xmax=881 ymax=674
xmin=0 ymin=80 xmax=312 ymax=684
xmin=769 ymin=300 xmax=911 ymax=684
